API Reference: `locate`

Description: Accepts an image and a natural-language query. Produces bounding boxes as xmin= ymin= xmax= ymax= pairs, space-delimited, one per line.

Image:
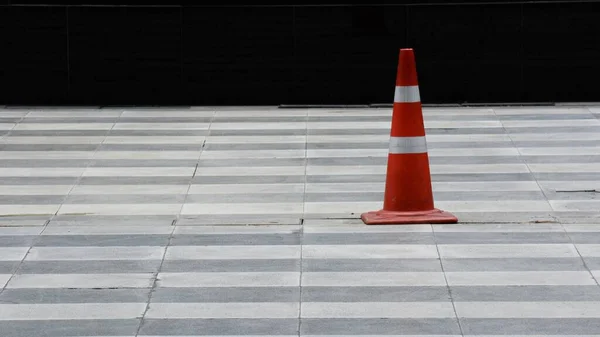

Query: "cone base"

xmin=361 ymin=208 xmax=458 ymax=225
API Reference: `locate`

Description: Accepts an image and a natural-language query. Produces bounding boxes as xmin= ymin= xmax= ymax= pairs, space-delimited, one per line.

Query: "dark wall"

xmin=1 ymin=1 xmax=599 ymax=105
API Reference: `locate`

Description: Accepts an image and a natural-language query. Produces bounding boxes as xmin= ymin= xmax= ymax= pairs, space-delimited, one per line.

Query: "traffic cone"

xmin=361 ymin=48 xmax=458 ymax=225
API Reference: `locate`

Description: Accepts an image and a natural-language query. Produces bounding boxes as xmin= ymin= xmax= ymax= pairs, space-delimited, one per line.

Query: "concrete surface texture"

xmin=0 ymin=105 xmax=599 ymax=335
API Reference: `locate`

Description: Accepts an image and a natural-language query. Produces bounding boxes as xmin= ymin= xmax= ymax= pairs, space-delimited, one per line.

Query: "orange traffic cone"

xmin=361 ymin=48 xmax=458 ymax=225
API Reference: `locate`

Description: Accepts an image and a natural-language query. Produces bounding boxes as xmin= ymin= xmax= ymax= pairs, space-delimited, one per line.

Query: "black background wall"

xmin=1 ymin=1 xmax=599 ymax=106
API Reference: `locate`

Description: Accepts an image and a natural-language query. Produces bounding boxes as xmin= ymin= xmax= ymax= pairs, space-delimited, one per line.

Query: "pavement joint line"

xmin=134 ymin=224 xmax=176 ymax=337
xmin=52 ymin=108 xmax=124 ymax=220
xmin=432 ymin=224 xmax=465 ymax=337
xmin=494 ymin=107 xmax=555 ymax=213
xmin=561 ymin=223 xmax=600 ymax=288
xmin=0 ymin=218 xmax=51 ymax=297
xmin=177 ymin=109 xmax=216 ymax=224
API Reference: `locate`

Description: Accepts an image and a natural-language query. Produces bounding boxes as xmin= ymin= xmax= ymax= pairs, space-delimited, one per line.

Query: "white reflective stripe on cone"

xmin=394 ymin=85 xmax=421 ymax=103
xmin=389 ymin=136 xmax=428 ymax=154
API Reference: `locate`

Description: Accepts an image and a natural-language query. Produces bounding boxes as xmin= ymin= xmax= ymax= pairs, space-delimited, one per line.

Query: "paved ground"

xmin=0 ymin=105 xmax=600 ymax=336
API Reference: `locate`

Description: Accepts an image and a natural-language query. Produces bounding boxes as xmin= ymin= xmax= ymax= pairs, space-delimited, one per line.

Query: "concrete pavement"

xmin=0 ymin=105 xmax=599 ymax=336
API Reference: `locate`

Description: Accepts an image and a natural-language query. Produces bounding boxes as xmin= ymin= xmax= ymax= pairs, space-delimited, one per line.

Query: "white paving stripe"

xmin=438 ymin=244 xmax=579 ymax=258
xmin=103 ymin=136 xmax=207 ymax=144
xmin=145 ymin=303 xmax=300 ymax=319
xmin=301 ymin=302 xmax=455 ymax=318
xmin=189 ymin=183 xmax=305 ymax=194
xmin=26 ymin=247 xmax=166 ymax=261
xmin=58 ymin=204 xmax=183 ymax=216
xmin=302 ymin=245 xmax=438 ymax=259
xmin=301 ymin=272 xmax=447 ymax=287
xmin=0 ymin=227 xmax=44 ymax=235
xmin=302 ymin=180 xmax=554 ymax=195
xmin=173 ymin=225 xmax=301 ymax=235
xmin=528 ymin=163 xmax=600 ymax=173
xmin=550 ymin=200 xmax=600 ymax=212
xmin=502 ymin=119 xmax=600 ymax=127
xmin=0 ymin=247 xmax=31 ymax=261
xmin=562 ymin=224 xmax=600 ymax=232
xmin=12 ymin=123 xmax=114 ymax=130
xmin=7 ymin=273 xmax=155 ymax=289
xmin=211 ymin=122 xmax=305 ymax=130
xmin=519 ymin=147 xmax=600 ymax=156
xmin=27 ymin=110 xmax=121 ymax=117
xmin=306 ymin=148 xmax=520 ymax=158
xmin=0 ymin=151 xmax=95 ymax=159
xmin=82 ymin=167 xmax=196 ymax=177
xmin=200 ymin=150 xmax=306 ymax=159
xmin=454 ymin=301 xmax=600 ymax=318
xmin=157 ymin=272 xmax=300 ymax=287
xmin=207 ymin=135 xmax=306 ymax=144
xmin=305 ymin=183 xmax=385 ymax=193
xmin=445 ymin=271 xmax=596 ymax=286
xmin=305 ymin=164 xmax=530 ymax=175
xmin=433 ymin=223 xmax=564 ymax=233
xmin=195 ymin=166 xmax=305 ymax=176
xmin=112 ymin=123 xmax=210 ymax=130
xmin=511 ymin=132 xmax=600 ymax=141
xmin=574 ymin=244 xmax=600 ymax=257
xmin=93 ymin=151 xmax=200 ymax=160
xmin=303 ymin=201 xmax=552 ymax=214
xmin=42 ymin=226 xmax=174 ymax=235
xmin=494 ymin=107 xmax=589 ymax=115
xmin=302 ymin=225 xmax=433 ymax=233
xmin=0 ymin=185 xmax=74 ymax=195
xmin=0 ymin=168 xmax=84 ymax=177
xmin=165 ymin=246 xmax=301 ymax=260
xmin=181 ymin=203 xmax=303 ymax=215
xmin=69 ymin=185 xmax=190 ymax=195
xmin=121 ymin=110 xmax=215 ymax=118
xmin=432 ymin=181 xmax=542 ymax=192
xmin=0 ymin=303 xmax=147 ymax=320
xmin=2 ymin=136 xmax=106 ymax=144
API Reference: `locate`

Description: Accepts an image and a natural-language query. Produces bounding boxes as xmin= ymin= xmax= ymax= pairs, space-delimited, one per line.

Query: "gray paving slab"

xmin=300 ymin=318 xmax=462 ymax=335
xmin=48 ymin=215 xmax=176 ymax=226
xmin=160 ymin=259 xmax=300 ymax=273
xmin=0 ymin=261 xmax=22 ymax=274
xmin=450 ymin=285 xmax=600 ymax=301
xmin=0 ymin=177 xmax=79 ymax=185
xmin=99 ymin=144 xmax=204 ymax=151
xmin=0 ymin=144 xmax=99 ymax=151
xmin=0 ymin=159 xmax=91 ymax=167
xmin=151 ymin=287 xmax=300 ymax=303
xmin=16 ymin=260 xmax=162 ymax=274
xmin=192 ymin=175 xmax=305 ymax=184
xmin=78 ymin=177 xmax=192 ymax=185
xmin=301 ymin=232 xmax=435 ymax=245
xmin=138 ymin=318 xmax=299 ymax=335
xmin=206 ymin=143 xmax=306 ymax=151
xmin=62 ymin=194 xmax=187 ymax=204
xmin=185 ymin=193 xmax=305 ymax=204
xmin=302 ymin=258 xmax=443 ymax=272
xmin=0 ymin=235 xmax=37 ymax=246
xmin=0 ymin=288 xmax=152 ymax=303
xmin=434 ymin=231 xmax=572 ymax=244
xmin=460 ymin=318 xmax=600 ymax=334
xmin=170 ymin=233 xmax=301 ymax=246
xmin=302 ymin=286 xmax=450 ymax=302
xmin=441 ymin=257 xmax=588 ymax=271
xmin=33 ymin=234 xmax=171 ymax=247
xmin=0 ymin=319 xmax=141 ymax=336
